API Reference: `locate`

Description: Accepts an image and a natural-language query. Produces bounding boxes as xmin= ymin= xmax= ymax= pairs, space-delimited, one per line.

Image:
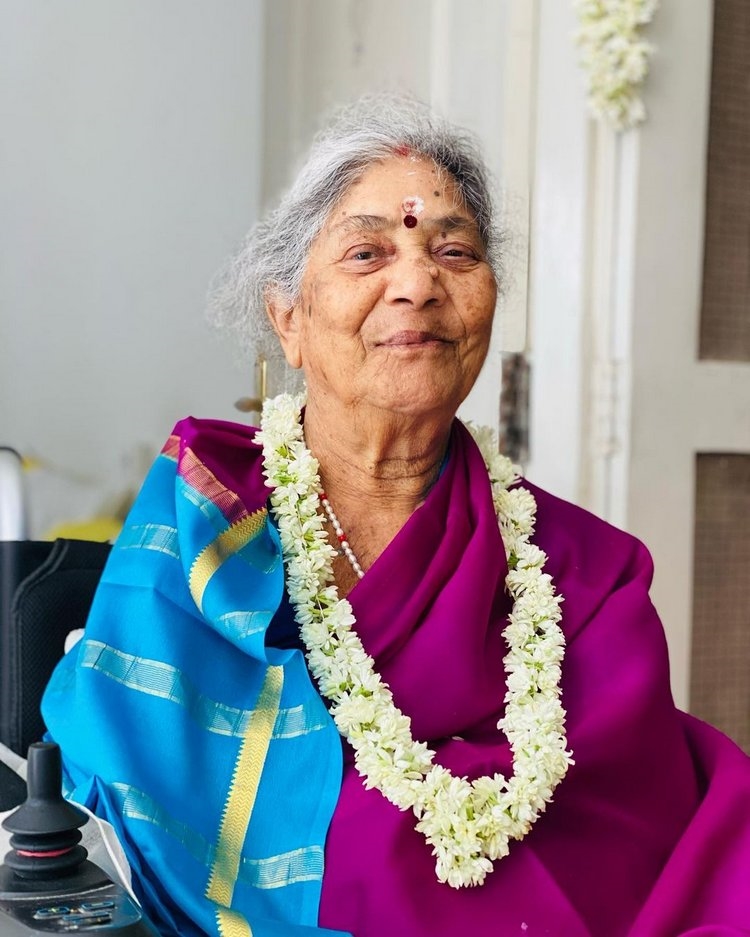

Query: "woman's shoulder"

xmin=164 ymin=415 xmax=267 ymax=512
xmin=169 ymin=415 xmax=261 ymax=452
xmin=457 ymin=423 xmax=653 ymax=596
xmin=523 ymin=478 xmax=652 ymax=576
xmin=520 ymin=478 xmax=656 ymax=636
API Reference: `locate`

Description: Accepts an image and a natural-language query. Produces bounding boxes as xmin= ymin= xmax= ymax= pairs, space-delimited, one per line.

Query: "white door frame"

xmin=528 ymin=0 xmax=750 ymax=709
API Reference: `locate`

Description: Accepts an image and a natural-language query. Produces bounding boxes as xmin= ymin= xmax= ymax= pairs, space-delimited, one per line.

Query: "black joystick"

xmin=0 ymin=743 xmax=159 ymax=934
xmin=2 ymin=743 xmax=96 ymax=886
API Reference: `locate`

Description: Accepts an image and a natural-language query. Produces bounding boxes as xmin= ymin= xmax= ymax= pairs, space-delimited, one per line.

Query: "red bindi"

xmin=403 ymin=214 xmax=418 ymax=228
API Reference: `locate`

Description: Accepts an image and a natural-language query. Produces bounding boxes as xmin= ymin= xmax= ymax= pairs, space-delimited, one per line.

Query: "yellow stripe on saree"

xmin=215 ymin=906 xmax=253 ymax=937
xmin=206 ymin=664 xmax=284 ymax=922
xmin=189 ymin=508 xmax=268 ymax=614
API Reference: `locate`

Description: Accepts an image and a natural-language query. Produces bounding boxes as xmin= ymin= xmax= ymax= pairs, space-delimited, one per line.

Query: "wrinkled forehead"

xmin=324 ymin=154 xmax=477 ymax=234
xmin=328 ymin=212 xmax=481 ymax=245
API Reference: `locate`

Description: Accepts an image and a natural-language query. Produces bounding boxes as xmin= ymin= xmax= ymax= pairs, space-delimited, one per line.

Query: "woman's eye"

xmin=434 ymin=244 xmax=479 ymax=264
xmin=343 ymin=244 xmax=383 ymax=263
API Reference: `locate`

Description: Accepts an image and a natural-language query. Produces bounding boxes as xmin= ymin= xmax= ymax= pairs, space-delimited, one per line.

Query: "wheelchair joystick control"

xmin=3 ymin=743 xmax=89 ymax=881
xmin=0 ymin=743 xmax=158 ymax=934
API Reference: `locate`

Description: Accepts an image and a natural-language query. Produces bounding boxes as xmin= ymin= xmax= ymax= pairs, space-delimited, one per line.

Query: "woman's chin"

xmin=306 ymin=372 xmax=472 ymax=423
xmin=367 ymin=388 xmax=464 ymax=421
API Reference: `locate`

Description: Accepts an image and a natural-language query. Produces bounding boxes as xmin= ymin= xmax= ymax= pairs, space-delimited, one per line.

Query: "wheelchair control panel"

xmin=0 ymin=743 xmax=158 ymax=935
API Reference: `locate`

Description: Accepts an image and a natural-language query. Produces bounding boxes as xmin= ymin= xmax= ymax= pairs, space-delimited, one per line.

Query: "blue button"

xmin=79 ymin=900 xmax=116 ymax=911
xmin=34 ymin=905 xmax=71 ymax=919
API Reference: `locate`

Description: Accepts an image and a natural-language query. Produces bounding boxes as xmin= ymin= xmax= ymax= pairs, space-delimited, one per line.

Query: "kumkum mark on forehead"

xmin=401 ymin=195 xmax=424 ymax=229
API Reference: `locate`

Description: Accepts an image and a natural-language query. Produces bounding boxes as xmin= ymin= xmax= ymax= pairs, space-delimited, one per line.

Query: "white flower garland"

xmin=256 ymin=393 xmax=573 ymax=889
xmin=574 ymin=0 xmax=659 ymax=132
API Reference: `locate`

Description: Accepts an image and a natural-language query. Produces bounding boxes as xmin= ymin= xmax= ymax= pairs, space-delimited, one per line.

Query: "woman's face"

xmin=270 ymin=155 xmax=497 ymax=420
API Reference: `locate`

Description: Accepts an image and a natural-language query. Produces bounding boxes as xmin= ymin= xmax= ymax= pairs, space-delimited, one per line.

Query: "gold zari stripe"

xmin=242 ymin=845 xmax=324 ymax=889
xmin=189 ymin=508 xmax=267 ymax=613
xmin=81 ymin=640 xmax=326 ymax=740
xmin=112 ymin=782 xmax=324 ymax=892
xmin=117 ymin=523 xmax=180 ymax=560
xmin=206 ymin=664 xmax=284 ymax=913
xmin=215 ymin=906 xmax=253 ymax=937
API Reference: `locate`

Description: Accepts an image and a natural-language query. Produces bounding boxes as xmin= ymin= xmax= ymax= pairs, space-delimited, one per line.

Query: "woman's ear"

xmin=265 ymin=293 xmax=303 ymax=369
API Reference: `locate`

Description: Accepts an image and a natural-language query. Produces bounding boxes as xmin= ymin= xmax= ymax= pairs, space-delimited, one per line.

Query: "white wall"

xmin=0 ymin=0 xmax=264 ymax=535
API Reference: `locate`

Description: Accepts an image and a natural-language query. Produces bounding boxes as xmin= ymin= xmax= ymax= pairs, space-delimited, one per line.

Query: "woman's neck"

xmin=302 ymin=396 xmax=452 ymax=514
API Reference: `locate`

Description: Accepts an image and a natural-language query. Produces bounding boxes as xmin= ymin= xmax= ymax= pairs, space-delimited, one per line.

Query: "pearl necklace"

xmin=320 ymin=491 xmax=364 ymax=579
xmin=257 ymin=392 xmax=572 ymax=889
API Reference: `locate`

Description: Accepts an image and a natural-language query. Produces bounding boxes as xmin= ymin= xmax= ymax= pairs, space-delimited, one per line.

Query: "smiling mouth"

xmin=377 ymin=330 xmax=450 ymax=347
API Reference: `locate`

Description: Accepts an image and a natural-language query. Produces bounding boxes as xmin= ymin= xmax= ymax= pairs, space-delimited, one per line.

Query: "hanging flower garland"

xmin=574 ymin=0 xmax=659 ymax=131
xmin=256 ymin=393 xmax=572 ymax=889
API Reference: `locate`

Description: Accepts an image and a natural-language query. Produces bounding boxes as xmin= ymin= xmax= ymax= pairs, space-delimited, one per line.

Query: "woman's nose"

xmin=383 ymin=255 xmax=445 ymax=309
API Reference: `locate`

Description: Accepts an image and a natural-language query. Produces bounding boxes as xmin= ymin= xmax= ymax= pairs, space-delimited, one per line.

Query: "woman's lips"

xmin=377 ymin=330 xmax=448 ymax=347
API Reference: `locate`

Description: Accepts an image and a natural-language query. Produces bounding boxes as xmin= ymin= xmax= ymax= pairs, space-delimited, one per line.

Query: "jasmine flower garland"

xmin=574 ymin=0 xmax=659 ymax=131
xmin=256 ymin=393 xmax=573 ymax=889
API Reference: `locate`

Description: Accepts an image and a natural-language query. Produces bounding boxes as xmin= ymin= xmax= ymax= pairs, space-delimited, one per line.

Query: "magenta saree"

xmin=309 ymin=420 xmax=750 ymax=936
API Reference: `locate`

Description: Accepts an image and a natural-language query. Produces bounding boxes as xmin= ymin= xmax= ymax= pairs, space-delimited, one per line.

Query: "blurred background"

xmin=1 ymin=0 xmax=748 ymax=742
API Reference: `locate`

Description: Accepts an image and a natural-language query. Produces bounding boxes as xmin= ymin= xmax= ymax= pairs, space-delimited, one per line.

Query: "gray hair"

xmin=208 ymin=94 xmax=502 ymax=363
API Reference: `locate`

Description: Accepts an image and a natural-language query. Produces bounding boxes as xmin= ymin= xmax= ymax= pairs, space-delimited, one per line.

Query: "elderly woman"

xmin=43 ymin=97 xmax=750 ymax=936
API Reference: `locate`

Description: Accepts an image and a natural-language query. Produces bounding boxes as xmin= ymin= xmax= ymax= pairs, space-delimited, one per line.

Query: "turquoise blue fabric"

xmin=42 ymin=427 xmax=348 ymax=937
